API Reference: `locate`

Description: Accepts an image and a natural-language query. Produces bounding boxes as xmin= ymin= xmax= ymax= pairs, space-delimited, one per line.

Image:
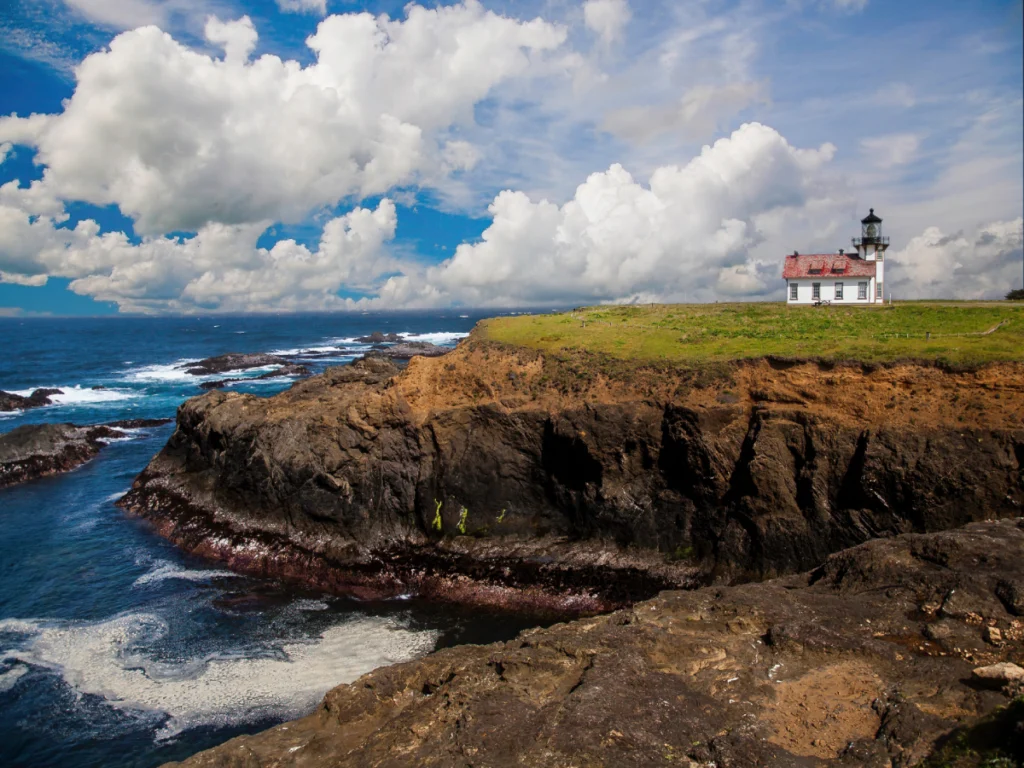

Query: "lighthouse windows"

xmin=858 ymin=282 xmax=868 ymax=300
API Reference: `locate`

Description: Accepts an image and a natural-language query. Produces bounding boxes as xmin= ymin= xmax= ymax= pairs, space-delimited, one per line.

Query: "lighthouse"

xmin=852 ymin=208 xmax=889 ymax=302
xmin=782 ymin=209 xmax=891 ymax=305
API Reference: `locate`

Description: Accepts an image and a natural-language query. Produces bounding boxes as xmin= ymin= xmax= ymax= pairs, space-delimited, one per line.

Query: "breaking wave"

xmin=0 ymin=613 xmax=438 ymax=740
xmin=7 ymin=385 xmax=138 ymax=407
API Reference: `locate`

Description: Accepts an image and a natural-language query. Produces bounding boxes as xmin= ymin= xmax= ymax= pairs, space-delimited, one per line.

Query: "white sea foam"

xmin=0 ymin=664 xmax=28 ymax=693
xmin=133 ymin=560 xmax=239 ymax=587
xmin=400 ymin=331 xmax=468 ymax=345
xmin=267 ymin=345 xmax=343 ymax=356
xmin=122 ymin=360 xmax=200 ymax=383
xmin=95 ymin=434 xmax=138 ymax=445
xmin=0 ymin=613 xmax=438 ymax=739
xmin=8 ymin=385 xmax=138 ymax=406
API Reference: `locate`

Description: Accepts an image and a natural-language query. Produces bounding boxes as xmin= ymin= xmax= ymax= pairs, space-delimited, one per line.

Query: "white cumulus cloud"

xmin=0 ymin=2 xmax=569 ymax=236
xmin=888 ymin=218 xmax=1024 ymax=300
xmin=0 ymin=191 xmax=402 ymax=313
xmin=374 ymin=123 xmax=842 ymax=307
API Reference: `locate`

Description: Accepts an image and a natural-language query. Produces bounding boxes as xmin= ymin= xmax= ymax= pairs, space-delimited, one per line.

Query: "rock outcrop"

xmin=119 ymin=339 xmax=1024 ymax=611
xmin=1 ymin=419 xmax=171 ymax=488
xmin=354 ymin=332 xmax=404 ymax=343
xmin=198 ymin=364 xmax=312 ymax=390
xmin=184 ymin=353 xmax=293 ymax=376
xmin=0 ymin=388 xmax=64 ymax=412
xmin=367 ymin=342 xmax=451 ymax=359
xmin=164 ymin=518 xmax=1024 ymax=767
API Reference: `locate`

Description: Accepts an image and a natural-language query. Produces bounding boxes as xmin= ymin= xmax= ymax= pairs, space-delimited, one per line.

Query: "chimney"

xmin=839 ymin=248 xmax=844 ymax=255
xmin=793 ymin=250 xmax=799 ymax=256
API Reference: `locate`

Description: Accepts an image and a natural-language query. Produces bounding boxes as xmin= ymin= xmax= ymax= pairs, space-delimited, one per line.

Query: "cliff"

xmin=119 ymin=336 xmax=1024 ymax=611
xmin=165 ymin=518 xmax=1024 ymax=767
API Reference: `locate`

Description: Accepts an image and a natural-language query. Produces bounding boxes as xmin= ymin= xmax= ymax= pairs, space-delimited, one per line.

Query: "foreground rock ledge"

xmin=119 ymin=340 xmax=1024 ymax=610
xmin=165 ymin=519 xmax=1024 ymax=767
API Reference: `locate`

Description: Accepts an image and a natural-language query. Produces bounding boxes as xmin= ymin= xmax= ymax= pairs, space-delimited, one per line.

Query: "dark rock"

xmin=995 ymin=579 xmax=1024 ymax=616
xmin=198 ymin=365 xmax=312 ymax=390
xmin=923 ymin=620 xmax=955 ymax=641
xmin=28 ymin=388 xmax=64 ymax=403
xmin=184 ymin=353 xmax=291 ymax=376
xmin=364 ymin=342 xmax=450 ymax=360
xmin=0 ymin=423 xmax=126 ymax=488
xmin=257 ymin=364 xmax=310 ymax=379
xmin=0 ymin=388 xmax=64 ymax=411
xmin=198 ymin=379 xmax=238 ymax=390
xmin=91 ymin=385 xmax=106 ymax=390
xmin=161 ymin=520 xmax=1024 ymax=768
xmin=353 ymin=331 xmax=403 ymax=343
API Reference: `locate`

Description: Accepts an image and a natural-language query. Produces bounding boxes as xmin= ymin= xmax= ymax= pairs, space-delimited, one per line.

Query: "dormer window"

xmin=808 ymin=268 xmax=822 ymax=275
xmin=832 ymin=266 xmax=845 ymax=274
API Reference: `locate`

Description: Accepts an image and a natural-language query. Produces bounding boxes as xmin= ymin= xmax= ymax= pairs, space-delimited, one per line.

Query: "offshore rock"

xmin=1 ymin=419 xmax=171 ymax=488
xmin=0 ymin=388 xmax=64 ymax=412
xmin=367 ymin=342 xmax=451 ymax=359
xmin=120 ymin=340 xmax=1024 ymax=609
xmin=0 ymin=423 xmax=125 ymax=487
xmin=198 ymin=365 xmax=312 ymax=390
xmin=184 ymin=353 xmax=291 ymax=376
xmin=164 ymin=519 xmax=1024 ymax=767
xmin=354 ymin=331 xmax=404 ymax=343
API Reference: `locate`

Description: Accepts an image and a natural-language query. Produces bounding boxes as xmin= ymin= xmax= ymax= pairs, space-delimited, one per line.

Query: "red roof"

xmin=782 ymin=253 xmax=876 ymax=279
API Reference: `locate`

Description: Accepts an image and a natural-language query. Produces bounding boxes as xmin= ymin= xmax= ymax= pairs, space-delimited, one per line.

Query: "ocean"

xmin=0 ymin=311 xmax=550 ymax=768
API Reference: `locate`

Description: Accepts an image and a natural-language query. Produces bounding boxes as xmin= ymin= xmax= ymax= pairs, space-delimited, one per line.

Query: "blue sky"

xmin=0 ymin=0 xmax=1021 ymax=315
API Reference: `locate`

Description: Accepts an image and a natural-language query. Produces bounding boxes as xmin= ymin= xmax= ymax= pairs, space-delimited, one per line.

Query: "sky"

xmin=0 ymin=0 xmax=1021 ymax=316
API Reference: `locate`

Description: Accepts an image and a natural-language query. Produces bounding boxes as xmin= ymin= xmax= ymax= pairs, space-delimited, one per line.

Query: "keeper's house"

xmin=784 ymin=209 xmax=889 ymax=305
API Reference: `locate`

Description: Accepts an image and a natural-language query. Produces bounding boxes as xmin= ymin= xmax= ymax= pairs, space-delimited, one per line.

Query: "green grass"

xmin=479 ymin=302 xmax=1024 ymax=368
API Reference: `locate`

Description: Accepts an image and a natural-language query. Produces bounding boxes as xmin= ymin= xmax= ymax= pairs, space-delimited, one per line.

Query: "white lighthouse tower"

xmin=852 ymin=208 xmax=889 ymax=302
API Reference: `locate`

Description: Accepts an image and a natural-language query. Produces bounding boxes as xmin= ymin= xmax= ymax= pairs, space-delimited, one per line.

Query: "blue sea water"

xmin=0 ymin=311 xmax=552 ymax=768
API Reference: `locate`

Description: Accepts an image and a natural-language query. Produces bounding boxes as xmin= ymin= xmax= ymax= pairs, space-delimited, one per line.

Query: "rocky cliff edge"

xmin=119 ymin=337 xmax=1024 ymax=612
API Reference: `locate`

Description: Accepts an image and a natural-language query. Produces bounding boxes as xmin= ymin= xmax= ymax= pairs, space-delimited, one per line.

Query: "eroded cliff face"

xmin=119 ymin=340 xmax=1024 ymax=610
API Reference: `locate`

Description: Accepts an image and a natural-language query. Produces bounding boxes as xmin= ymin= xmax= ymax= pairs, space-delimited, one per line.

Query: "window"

xmin=858 ymin=282 xmax=868 ymax=300
xmin=876 ymin=283 xmax=883 ymax=299
xmin=835 ymin=282 xmax=844 ymax=300
xmin=812 ymin=283 xmax=821 ymax=300
xmin=790 ymin=283 xmax=798 ymax=301
xmin=876 ymin=252 xmax=884 ymax=262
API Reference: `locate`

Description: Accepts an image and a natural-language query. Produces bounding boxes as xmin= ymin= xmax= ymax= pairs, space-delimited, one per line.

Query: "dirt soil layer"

xmin=120 ymin=339 xmax=1024 ymax=609
xmin=163 ymin=519 xmax=1024 ymax=767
